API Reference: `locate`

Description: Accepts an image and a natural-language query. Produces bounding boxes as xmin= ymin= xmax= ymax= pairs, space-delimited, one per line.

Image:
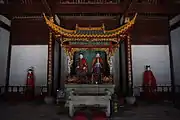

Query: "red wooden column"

xmin=126 ymin=34 xmax=133 ymax=95
xmin=47 ymin=17 xmax=54 ymax=96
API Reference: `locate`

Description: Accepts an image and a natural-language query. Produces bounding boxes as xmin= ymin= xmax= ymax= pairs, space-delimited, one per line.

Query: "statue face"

xmin=79 ymin=54 xmax=83 ymax=59
xmin=28 ymin=70 xmax=33 ymax=74
xmin=147 ymin=67 xmax=150 ymax=71
xmin=96 ymin=53 xmax=100 ymax=57
xmin=145 ymin=65 xmax=151 ymax=71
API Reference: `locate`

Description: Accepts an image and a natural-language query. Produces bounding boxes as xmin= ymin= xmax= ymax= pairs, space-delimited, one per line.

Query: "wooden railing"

xmin=133 ymin=85 xmax=177 ymax=101
xmin=0 ymin=85 xmax=47 ymax=101
xmin=1 ymin=85 xmax=180 ymax=102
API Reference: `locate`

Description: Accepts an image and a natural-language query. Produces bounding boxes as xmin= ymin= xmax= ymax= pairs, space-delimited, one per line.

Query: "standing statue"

xmin=76 ymin=54 xmax=88 ymax=83
xmin=143 ymin=65 xmax=157 ymax=101
xmin=91 ymin=53 xmax=104 ymax=83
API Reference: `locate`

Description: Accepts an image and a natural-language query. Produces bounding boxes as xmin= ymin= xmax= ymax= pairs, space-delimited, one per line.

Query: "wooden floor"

xmin=0 ymin=101 xmax=180 ymax=120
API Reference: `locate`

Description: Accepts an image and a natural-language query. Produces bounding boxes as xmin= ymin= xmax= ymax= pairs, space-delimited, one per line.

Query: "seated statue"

xmin=91 ymin=53 xmax=104 ymax=83
xmin=76 ymin=54 xmax=88 ymax=83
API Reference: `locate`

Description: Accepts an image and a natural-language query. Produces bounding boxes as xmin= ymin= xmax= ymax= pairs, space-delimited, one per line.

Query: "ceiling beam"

xmin=41 ymin=0 xmax=52 ymax=16
xmin=0 ymin=3 xmax=180 ymax=16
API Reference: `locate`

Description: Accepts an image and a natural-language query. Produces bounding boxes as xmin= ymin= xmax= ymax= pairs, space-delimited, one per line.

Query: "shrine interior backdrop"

xmin=0 ymin=14 xmax=179 ymax=93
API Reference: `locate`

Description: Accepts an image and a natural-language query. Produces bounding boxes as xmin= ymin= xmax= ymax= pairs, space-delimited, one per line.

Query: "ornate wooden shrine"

xmin=43 ymin=13 xmax=137 ymax=91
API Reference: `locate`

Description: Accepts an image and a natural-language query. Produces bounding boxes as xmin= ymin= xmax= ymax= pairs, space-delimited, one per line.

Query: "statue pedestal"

xmin=69 ymin=95 xmax=111 ymax=117
xmin=65 ymin=84 xmax=115 ymax=117
xmin=44 ymin=96 xmax=55 ymax=104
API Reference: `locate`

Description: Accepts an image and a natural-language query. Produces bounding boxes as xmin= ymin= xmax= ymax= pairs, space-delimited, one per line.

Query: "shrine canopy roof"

xmin=43 ymin=13 xmax=137 ymax=41
xmin=75 ymin=24 xmax=105 ymax=35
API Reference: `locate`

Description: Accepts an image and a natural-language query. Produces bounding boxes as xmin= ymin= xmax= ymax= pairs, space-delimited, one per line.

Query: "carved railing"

xmin=1 ymin=85 xmax=180 ymax=102
xmin=0 ymin=85 xmax=47 ymax=101
xmin=133 ymin=85 xmax=174 ymax=101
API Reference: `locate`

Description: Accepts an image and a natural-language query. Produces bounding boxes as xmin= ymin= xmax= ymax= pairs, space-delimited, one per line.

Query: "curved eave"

xmin=43 ymin=13 xmax=137 ymax=38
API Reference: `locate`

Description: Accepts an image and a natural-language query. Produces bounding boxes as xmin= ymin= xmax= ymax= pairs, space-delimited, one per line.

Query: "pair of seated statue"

xmin=76 ymin=53 xmax=103 ymax=75
xmin=67 ymin=53 xmax=113 ymax=84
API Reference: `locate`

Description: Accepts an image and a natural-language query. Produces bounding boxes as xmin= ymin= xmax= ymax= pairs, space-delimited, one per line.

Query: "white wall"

xmin=0 ymin=27 xmax=10 ymax=86
xmin=171 ymin=27 xmax=180 ymax=85
xmin=0 ymin=15 xmax=11 ymax=86
xmin=132 ymin=45 xmax=171 ymax=86
xmin=9 ymin=45 xmax=48 ymax=86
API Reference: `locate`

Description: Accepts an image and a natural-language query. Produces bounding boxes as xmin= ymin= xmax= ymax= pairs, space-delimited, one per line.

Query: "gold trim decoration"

xmin=127 ymin=34 xmax=132 ymax=87
xmin=75 ymin=23 xmax=105 ymax=31
xmin=61 ymin=38 xmax=119 ymax=43
xmin=43 ymin=13 xmax=137 ymax=39
xmin=48 ymin=32 xmax=53 ymax=85
xmin=47 ymin=31 xmax=53 ymax=95
xmin=47 ymin=16 xmax=54 ymax=96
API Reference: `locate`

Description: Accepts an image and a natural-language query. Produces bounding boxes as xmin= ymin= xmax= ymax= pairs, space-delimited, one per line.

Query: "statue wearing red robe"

xmin=92 ymin=53 xmax=104 ymax=74
xmin=143 ymin=65 xmax=157 ymax=100
xmin=91 ymin=53 xmax=104 ymax=83
xmin=26 ymin=67 xmax=35 ymax=100
xmin=76 ymin=54 xmax=88 ymax=76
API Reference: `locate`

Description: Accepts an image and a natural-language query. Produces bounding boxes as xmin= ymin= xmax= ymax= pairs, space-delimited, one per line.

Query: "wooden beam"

xmin=41 ymin=0 xmax=52 ymax=16
xmin=130 ymin=4 xmax=180 ymax=15
xmin=60 ymin=19 xmax=119 ymax=29
xmin=53 ymin=4 xmax=125 ymax=14
xmin=170 ymin=20 xmax=180 ymax=31
xmin=0 ymin=20 xmax=10 ymax=31
xmin=65 ymin=44 xmax=118 ymax=48
xmin=0 ymin=3 xmax=180 ymax=16
xmin=0 ymin=4 xmax=45 ymax=15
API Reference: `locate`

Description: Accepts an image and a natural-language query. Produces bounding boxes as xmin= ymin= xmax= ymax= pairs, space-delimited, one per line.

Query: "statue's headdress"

xmin=145 ymin=65 xmax=151 ymax=70
xmin=27 ymin=66 xmax=34 ymax=72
